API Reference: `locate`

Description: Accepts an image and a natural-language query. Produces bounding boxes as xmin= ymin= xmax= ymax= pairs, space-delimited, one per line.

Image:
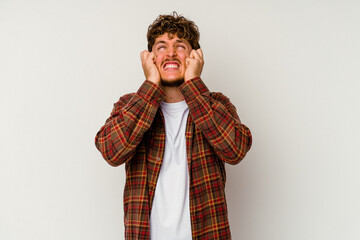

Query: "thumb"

xmin=149 ymin=52 xmax=156 ymax=63
xmin=186 ymin=57 xmax=191 ymax=66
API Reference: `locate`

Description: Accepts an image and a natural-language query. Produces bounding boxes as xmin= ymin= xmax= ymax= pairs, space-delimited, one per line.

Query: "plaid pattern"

xmin=95 ymin=77 xmax=252 ymax=239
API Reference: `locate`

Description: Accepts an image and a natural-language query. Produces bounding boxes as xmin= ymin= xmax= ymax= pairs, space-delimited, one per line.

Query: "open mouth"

xmin=163 ymin=61 xmax=180 ymax=70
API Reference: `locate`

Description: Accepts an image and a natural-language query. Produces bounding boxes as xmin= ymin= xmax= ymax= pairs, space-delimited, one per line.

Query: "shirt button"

xmin=156 ymin=157 xmax=160 ymax=161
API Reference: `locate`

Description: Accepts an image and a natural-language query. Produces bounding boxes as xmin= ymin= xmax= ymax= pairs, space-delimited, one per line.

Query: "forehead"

xmin=153 ymin=33 xmax=191 ymax=46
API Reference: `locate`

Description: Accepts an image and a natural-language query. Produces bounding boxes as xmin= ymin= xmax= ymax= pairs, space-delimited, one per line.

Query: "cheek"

xmin=154 ymin=54 xmax=164 ymax=67
xmin=178 ymin=53 xmax=190 ymax=64
xmin=155 ymin=60 xmax=162 ymax=69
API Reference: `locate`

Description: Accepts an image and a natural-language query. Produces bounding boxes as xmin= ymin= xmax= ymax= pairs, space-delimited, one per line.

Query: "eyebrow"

xmin=175 ymin=39 xmax=186 ymax=43
xmin=154 ymin=40 xmax=166 ymax=46
xmin=154 ymin=39 xmax=187 ymax=47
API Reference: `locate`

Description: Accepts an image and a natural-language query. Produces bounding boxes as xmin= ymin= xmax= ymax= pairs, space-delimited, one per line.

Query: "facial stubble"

xmin=161 ymin=78 xmax=185 ymax=87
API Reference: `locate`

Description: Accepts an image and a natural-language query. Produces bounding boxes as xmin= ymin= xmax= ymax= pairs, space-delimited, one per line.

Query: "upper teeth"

xmin=164 ymin=64 xmax=179 ymax=69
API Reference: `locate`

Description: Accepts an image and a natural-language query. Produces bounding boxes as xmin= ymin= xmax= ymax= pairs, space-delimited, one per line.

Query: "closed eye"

xmin=176 ymin=45 xmax=186 ymax=50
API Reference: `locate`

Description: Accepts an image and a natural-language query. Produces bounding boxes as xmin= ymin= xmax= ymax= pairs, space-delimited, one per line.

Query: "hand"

xmin=184 ymin=48 xmax=204 ymax=81
xmin=140 ymin=50 xmax=160 ymax=85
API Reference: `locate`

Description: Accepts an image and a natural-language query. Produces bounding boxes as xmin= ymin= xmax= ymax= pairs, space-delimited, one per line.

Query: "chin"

xmin=161 ymin=78 xmax=184 ymax=87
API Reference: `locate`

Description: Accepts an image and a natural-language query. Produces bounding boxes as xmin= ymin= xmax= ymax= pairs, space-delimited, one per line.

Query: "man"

xmin=95 ymin=12 xmax=252 ymax=240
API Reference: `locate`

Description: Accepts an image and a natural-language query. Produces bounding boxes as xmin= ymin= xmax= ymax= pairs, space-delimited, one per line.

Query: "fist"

xmin=140 ymin=50 xmax=160 ymax=85
xmin=185 ymin=49 xmax=204 ymax=81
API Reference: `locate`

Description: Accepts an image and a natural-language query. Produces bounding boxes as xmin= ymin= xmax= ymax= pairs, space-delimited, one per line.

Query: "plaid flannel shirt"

xmin=95 ymin=77 xmax=252 ymax=239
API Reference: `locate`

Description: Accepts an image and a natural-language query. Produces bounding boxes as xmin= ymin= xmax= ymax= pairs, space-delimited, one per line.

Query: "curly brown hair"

xmin=147 ymin=12 xmax=200 ymax=52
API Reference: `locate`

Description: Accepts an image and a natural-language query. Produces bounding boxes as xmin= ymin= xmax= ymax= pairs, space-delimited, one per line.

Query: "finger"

xmin=186 ymin=57 xmax=192 ymax=66
xmin=140 ymin=50 xmax=149 ymax=63
xmin=186 ymin=57 xmax=197 ymax=66
xmin=191 ymin=49 xmax=201 ymax=60
xmin=190 ymin=50 xmax=196 ymax=59
xmin=196 ymin=48 xmax=203 ymax=59
xmin=141 ymin=50 xmax=149 ymax=56
xmin=193 ymin=49 xmax=204 ymax=66
xmin=149 ymin=52 xmax=156 ymax=63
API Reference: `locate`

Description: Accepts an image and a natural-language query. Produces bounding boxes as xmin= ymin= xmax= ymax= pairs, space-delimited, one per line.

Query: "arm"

xmin=95 ymin=81 xmax=165 ymax=166
xmin=95 ymin=50 xmax=163 ymax=166
xmin=182 ymin=49 xmax=251 ymax=164
xmin=179 ymin=77 xmax=252 ymax=164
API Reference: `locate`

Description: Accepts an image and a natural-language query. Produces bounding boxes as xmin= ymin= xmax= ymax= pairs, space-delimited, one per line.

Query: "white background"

xmin=1 ymin=0 xmax=359 ymax=239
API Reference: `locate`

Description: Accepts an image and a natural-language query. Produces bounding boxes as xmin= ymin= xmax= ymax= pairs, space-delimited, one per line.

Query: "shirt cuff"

xmin=179 ymin=77 xmax=210 ymax=103
xmin=136 ymin=80 xmax=165 ymax=107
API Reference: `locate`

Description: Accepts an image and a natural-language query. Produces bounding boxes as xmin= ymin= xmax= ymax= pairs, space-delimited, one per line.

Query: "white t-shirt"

xmin=150 ymin=100 xmax=192 ymax=240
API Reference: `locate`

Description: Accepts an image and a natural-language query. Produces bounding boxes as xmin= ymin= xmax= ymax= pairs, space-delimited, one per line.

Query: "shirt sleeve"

xmin=179 ymin=77 xmax=252 ymax=164
xmin=95 ymin=80 xmax=165 ymax=166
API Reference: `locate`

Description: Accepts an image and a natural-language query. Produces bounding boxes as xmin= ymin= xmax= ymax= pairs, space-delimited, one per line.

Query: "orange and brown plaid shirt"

xmin=95 ymin=77 xmax=252 ymax=239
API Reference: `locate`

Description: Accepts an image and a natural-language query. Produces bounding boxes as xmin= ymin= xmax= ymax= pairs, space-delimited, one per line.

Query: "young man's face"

xmin=152 ymin=33 xmax=193 ymax=86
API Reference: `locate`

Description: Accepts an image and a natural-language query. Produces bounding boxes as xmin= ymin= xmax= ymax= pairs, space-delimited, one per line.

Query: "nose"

xmin=166 ymin=46 xmax=177 ymax=57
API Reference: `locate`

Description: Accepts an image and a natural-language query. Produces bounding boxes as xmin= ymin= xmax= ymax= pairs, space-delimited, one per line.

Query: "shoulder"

xmin=209 ymin=91 xmax=238 ymax=112
xmin=210 ymin=92 xmax=231 ymax=102
xmin=118 ymin=92 xmax=136 ymax=103
xmin=111 ymin=92 xmax=136 ymax=111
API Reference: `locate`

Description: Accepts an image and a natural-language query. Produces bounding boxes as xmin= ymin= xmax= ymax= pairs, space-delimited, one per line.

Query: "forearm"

xmin=180 ymin=78 xmax=252 ymax=164
xmin=95 ymin=80 xmax=165 ymax=166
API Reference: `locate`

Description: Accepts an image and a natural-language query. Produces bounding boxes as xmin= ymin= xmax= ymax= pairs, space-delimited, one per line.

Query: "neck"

xmin=163 ymin=86 xmax=185 ymax=103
